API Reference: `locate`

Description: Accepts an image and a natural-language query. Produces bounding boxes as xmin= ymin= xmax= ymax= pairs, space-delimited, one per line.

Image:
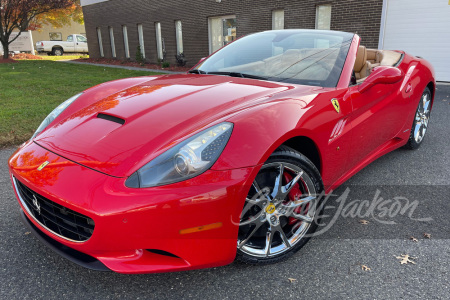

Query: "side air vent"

xmin=97 ymin=113 xmax=125 ymax=125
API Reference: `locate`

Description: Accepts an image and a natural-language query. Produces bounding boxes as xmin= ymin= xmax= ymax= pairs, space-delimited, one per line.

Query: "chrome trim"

xmin=12 ymin=177 xmax=87 ymax=243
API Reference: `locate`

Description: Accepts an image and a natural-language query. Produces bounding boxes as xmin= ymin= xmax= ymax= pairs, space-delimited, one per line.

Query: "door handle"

xmin=405 ymin=83 xmax=412 ymax=93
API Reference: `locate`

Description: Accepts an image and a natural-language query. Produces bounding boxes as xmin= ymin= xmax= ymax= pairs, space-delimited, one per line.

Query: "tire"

xmin=52 ymin=47 xmax=63 ymax=56
xmin=236 ymin=145 xmax=324 ymax=265
xmin=404 ymin=87 xmax=432 ymax=150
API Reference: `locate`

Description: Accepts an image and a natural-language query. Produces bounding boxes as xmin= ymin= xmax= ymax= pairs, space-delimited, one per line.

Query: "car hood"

xmin=35 ymin=74 xmax=320 ymax=177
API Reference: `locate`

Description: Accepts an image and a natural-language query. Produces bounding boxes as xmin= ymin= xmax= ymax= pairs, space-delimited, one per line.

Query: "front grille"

xmin=14 ymin=178 xmax=94 ymax=242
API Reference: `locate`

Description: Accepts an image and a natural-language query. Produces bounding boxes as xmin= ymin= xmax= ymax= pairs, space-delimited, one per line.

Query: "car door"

xmin=65 ymin=35 xmax=75 ymax=52
xmin=76 ymin=35 xmax=88 ymax=53
xmin=346 ymin=71 xmax=405 ymax=167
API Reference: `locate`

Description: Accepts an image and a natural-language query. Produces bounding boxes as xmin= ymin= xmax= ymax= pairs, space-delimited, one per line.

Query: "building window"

xmin=109 ymin=27 xmax=116 ymax=58
xmin=49 ymin=32 xmax=62 ymax=41
xmin=96 ymin=27 xmax=104 ymax=57
xmin=175 ymin=20 xmax=183 ymax=55
xmin=208 ymin=15 xmax=237 ymax=54
xmin=137 ymin=24 xmax=145 ymax=58
xmin=316 ymin=4 xmax=332 ymax=30
xmin=122 ymin=25 xmax=130 ymax=58
xmin=155 ymin=22 xmax=163 ymax=60
xmin=272 ymin=10 xmax=284 ymax=30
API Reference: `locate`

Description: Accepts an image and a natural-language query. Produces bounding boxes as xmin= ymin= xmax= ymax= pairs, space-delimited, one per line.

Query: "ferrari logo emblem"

xmin=331 ymin=98 xmax=340 ymax=113
xmin=32 ymin=195 xmax=41 ymax=215
xmin=37 ymin=161 xmax=49 ymax=171
xmin=265 ymin=204 xmax=276 ymax=214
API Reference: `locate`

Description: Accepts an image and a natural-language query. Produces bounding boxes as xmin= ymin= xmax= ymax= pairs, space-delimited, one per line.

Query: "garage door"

xmin=380 ymin=0 xmax=450 ymax=81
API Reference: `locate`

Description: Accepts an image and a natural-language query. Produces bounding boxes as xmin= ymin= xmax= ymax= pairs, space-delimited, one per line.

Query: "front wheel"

xmin=236 ymin=146 xmax=324 ymax=265
xmin=405 ymin=87 xmax=432 ymax=150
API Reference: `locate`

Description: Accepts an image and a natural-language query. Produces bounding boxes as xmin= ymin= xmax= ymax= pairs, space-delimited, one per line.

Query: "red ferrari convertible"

xmin=9 ymin=30 xmax=435 ymax=273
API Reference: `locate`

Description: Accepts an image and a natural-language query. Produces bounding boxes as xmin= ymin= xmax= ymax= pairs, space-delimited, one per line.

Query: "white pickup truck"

xmin=36 ymin=34 xmax=89 ymax=56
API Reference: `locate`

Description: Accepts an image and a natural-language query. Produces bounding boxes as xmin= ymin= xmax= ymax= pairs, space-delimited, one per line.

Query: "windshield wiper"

xmin=206 ymin=71 xmax=268 ymax=80
xmin=188 ymin=69 xmax=207 ymax=74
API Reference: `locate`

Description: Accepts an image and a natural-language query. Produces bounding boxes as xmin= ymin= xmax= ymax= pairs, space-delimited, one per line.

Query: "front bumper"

xmin=9 ymin=141 xmax=257 ymax=274
xmin=19 ymin=210 xmax=110 ymax=271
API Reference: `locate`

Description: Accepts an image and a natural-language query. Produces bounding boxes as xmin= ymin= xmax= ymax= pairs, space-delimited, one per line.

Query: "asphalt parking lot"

xmin=1 ymin=84 xmax=449 ymax=299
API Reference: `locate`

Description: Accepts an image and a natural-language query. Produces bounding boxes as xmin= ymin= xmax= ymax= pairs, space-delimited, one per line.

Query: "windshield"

xmin=195 ymin=30 xmax=354 ymax=87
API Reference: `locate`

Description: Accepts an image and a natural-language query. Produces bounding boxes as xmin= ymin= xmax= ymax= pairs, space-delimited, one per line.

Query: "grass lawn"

xmin=0 ymin=60 xmax=162 ymax=147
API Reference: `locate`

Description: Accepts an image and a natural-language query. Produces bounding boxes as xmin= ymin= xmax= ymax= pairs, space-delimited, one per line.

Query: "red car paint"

xmin=9 ymin=31 xmax=435 ymax=274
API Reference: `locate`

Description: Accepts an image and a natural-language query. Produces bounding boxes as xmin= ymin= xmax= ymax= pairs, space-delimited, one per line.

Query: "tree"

xmin=0 ymin=0 xmax=74 ymax=59
xmin=31 ymin=0 xmax=83 ymax=31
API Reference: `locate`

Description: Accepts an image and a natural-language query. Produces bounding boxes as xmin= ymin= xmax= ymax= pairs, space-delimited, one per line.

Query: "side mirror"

xmin=358 ymin=66 xmax=403 ymax=93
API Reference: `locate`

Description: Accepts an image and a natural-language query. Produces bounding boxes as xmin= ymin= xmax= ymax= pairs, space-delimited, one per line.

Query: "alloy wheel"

xmin=413 ymin=91 xmax=431 ymax=143
xmin=238 ymin=162 xmax=317 ymax=258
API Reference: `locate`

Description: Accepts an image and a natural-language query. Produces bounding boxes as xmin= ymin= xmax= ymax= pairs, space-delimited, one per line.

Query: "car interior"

xmin=353 ymin=45 xmax=403 ymax=84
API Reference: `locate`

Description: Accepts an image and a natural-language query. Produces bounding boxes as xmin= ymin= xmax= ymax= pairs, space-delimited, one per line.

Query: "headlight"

xmin=32 ymin=93 xmax=82 ymax=139
xmin=126 ymin=122 xmax=233 ymax=188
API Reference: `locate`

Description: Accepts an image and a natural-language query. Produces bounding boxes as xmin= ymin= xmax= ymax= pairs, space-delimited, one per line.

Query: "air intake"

xmin=97 ymin=113 xmax=125 ymax=125
xmin=14 ymin=178 xmax=95 ymax=242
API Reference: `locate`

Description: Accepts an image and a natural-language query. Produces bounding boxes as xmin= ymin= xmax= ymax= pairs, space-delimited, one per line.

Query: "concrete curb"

xmin=56 ymin=60 xmax=184 ymax=74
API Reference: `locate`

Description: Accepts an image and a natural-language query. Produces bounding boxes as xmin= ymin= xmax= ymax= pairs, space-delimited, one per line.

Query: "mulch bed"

xmin=73 ymin=58 xmax=191 ymax=72
xmin=0 ymin=53 xmax=43 ymax=63
xmin=12 ymin=53 xmax=43 ymax=60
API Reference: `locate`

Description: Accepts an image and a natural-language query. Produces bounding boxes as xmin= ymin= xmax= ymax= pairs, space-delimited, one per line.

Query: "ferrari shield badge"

xmin=331 ymin=98 xmax=340 ymax=113
xmin=265 ymin=204 xmax=276 ymax=214
xmin=37 ymin=161 xmax=49 ymax=171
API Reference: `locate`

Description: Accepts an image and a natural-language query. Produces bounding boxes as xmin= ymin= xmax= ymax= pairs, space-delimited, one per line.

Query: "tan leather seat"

xmin=366 ymin=49 xmax=383 ymax=73
xmin=354 ymin=46 xmax=369 ymax=80
xmin=367 ymin=50 xmax=377 ymax=63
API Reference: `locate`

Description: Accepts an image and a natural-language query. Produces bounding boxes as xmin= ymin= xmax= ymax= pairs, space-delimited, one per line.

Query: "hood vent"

xmin=97 ymin=113 xmax=125 ymax=125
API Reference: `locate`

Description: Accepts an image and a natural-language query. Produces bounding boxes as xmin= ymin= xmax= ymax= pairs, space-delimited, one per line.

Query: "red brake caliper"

xmin=283 ymin=172 xmax=309 ymax=225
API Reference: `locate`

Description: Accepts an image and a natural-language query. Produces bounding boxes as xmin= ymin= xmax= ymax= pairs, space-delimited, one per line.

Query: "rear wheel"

xmin=52 ymin=47 xmax=63 ymax=56
xmin=405 ymin=87 xmax=432 ymax=149
xmin=236 ymin=146 xmax=323 ymax=265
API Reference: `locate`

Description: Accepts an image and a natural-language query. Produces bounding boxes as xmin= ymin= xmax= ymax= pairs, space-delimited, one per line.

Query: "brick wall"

xmin=82 ymin=0 xmax=383 ymax=66
xmin=330 ymin=0 xmax=383 ymax=49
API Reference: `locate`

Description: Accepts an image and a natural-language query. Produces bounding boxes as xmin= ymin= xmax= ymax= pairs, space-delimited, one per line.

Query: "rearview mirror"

xmin=358 ymin=66 xmax=403 ymax=93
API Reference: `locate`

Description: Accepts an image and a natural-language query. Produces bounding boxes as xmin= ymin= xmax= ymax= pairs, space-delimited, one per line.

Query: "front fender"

xmin=214 ymin=88 xmax=353 ymax=188
xmin=213 ymin=100 xmax=316 ymax=170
